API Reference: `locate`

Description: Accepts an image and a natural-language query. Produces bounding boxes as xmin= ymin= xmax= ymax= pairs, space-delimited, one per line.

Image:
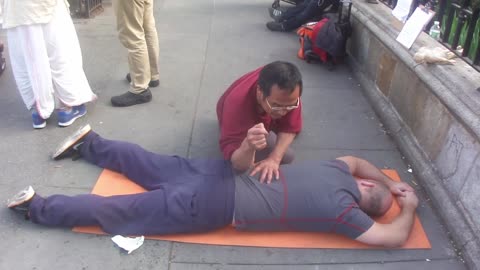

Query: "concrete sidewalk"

xmin=0 ymin=0 xmax=467 ymax=269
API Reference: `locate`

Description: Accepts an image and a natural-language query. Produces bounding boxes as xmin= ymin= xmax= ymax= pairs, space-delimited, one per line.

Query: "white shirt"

xmin=0 ymin=0 xmax=69 ymax=29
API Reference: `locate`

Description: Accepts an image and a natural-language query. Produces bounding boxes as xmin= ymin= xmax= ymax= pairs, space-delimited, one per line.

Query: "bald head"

xmin=357 ymin=180 xmax=393 ymax=217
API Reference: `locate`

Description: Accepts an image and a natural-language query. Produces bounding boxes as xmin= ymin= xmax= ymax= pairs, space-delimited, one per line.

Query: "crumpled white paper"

xmin=413 ymin=47 xmax=456 ymax=65
xmin=111 ymin=235 xmax=145 ymax=254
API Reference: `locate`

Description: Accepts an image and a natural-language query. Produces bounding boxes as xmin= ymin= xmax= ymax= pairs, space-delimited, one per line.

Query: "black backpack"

xmin=314 ymin=12 xmax=352 ymax=59
xmin=296 ymin=1 xmax=352 ymax=70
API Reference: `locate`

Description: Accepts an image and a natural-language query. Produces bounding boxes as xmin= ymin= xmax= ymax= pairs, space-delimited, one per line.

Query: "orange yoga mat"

xmin=73 ymin=169 xmax=431 ymax=249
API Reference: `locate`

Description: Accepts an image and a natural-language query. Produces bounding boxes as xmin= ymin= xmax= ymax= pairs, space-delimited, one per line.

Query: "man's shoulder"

xmin=226 ymin=69 xmax=261 ymax=96
xmin=220 ymin=71 xmax=259 ymax=111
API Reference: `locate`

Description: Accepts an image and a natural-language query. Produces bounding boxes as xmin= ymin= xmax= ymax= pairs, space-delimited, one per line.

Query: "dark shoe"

xmin=52 ymin=124 xmax=92 ymax=160
xmin=7 ymin=186 xmax=35 ymax=216
xmin=266 ymin=21 xmax=285 ymax=32
xmin=126 ymin=73 xmax=160 ymax=88
xmin=268 ymin=7 xmax=284 ymax=22
xmin=326 ymin=60 xmax=335 ymax=71
xmin=0 ymin=42 xmax=5 ymax=76
xmin=111 ymin=89 xmax=152 ymax=107
xmin=149 ymin=80 xmax=160 ymax=87
xmin=0 ymin=55 xmax=7 ymax=75
xmin=0 ymin=57 xmax=5 ymax=76
xmin=366 ymin=0 xmax=379 ymax=3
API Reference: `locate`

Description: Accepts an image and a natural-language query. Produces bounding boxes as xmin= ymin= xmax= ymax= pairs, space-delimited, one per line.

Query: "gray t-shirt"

xmin=234 ymin=159 xmax=374 ymax=239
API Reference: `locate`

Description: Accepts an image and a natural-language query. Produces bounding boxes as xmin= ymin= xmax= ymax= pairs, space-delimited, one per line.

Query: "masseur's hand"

xmin=389 ymin=182 xmax=414 ymax=197
xmin=246 ymin=123 xmax=269 ymax=150
xmin=250 ymin=157 xmax=280 ymax=184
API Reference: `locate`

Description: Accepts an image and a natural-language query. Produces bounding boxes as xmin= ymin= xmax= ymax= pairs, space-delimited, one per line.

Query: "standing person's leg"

xmin=277 ymin=0 xmax=310 ymax=21
xmin=43 ymin=0 xmax=97 ymax=127
xmin=282 ymin=0 xmax=320 ymax=31
xmin=111 ymin=0 xmax=152 ymax=107
xmin=143 ymin=0 xmax=160 ymax=85
xmin=7 ymin=25 xmax=55 ymax=128
xmin=254 ymin=131 xmax=295 ymax=164
xmin=314 ymin=0 xmax=337 ymax=14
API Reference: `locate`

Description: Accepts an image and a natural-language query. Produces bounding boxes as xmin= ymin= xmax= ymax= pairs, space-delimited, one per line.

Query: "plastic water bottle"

xmin=429 ymin=21 xmax=441 ymax=41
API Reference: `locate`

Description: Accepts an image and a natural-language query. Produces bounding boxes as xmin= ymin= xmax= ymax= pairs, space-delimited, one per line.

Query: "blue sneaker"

xmin=32 ymin=110 xmax=47 ymax=129
xmin=57 ymin=104 xmax=87 ymax=127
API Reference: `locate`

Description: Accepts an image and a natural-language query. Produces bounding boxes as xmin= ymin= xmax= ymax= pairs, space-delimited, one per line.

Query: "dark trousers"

xmin=29 ymin=132 xmax=235 ymax=235
xmin=281 ymin=0 xmax=336 ymax=31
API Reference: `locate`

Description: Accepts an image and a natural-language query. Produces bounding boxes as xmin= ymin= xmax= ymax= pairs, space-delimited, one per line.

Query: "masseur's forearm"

xmin=268 ymin=132 xmax=296 ymax=162
xmin=230 ymin=138 xmax=256 ymax=172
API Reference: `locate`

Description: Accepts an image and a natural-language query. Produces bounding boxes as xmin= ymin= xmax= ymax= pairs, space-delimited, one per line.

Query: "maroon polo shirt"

xmin=216 ymin=67 xmax=303 ymax=160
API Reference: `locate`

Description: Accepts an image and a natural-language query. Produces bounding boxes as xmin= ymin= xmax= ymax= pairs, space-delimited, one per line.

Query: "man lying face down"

xmin=8 ymin=124 xmax=418 ymax=247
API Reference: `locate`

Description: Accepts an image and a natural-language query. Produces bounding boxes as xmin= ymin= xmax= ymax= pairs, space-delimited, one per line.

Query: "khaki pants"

xmin=114 ymin=0 xmax=160 ymax=93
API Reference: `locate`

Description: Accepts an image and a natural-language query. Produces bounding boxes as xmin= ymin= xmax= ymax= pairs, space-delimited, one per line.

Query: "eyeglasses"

xmin=265 ymin=98 xmax=300 ymax=111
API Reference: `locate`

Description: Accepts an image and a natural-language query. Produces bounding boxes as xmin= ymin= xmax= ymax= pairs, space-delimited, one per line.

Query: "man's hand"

xmin=389 ymin=182 xmax=414 ymax=197
xmin=246 ymin=123 xmax=269 ymax=150
xmin=396 ymin=191 xmax=419 ymax=210
xmin=250 ymin=157 xmax=280 ymax=184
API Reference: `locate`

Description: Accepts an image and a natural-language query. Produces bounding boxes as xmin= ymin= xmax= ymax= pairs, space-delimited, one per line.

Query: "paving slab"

xmin=0 ymin=0 xmax=467 ymax=269
xmin=169 ymin=259 xmax=465 ymax=270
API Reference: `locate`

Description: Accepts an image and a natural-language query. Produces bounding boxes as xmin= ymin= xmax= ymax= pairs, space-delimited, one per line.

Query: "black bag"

xmin=314 ymin=12 xmax=352 ymax=59
xmin=301 ymin=0 xmax=352 ymax=70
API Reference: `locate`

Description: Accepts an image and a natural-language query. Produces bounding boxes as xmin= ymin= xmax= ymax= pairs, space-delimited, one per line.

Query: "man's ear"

xmin=359 ymin=180 xmax=375 ymax=188
xmin=256 ymin=85 xmax=263 ymax=100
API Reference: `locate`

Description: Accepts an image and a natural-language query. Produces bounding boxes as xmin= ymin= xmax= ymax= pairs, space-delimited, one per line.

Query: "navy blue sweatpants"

xmin=29 ymin=132 xmax=235 ymax=235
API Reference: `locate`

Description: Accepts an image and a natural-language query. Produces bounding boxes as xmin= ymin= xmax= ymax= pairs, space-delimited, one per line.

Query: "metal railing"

xmin=69 ymin=0 xmax=103 ymax=18
xmin=379 ymin=0 xmax=480 ymax=71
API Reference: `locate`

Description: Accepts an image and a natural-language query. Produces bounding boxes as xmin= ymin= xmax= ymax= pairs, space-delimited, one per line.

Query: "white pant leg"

xmin=7 ymin=26 xmax=55 ymax=119
xmin=43 ymin=0 xmax=96 ymax=107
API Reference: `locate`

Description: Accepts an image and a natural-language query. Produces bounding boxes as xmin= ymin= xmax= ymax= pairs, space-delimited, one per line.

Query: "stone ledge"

xmin=352 ymin=2 xmax=480 ymax=135
xmin=347 ymin=1 xmax=480 ymax=269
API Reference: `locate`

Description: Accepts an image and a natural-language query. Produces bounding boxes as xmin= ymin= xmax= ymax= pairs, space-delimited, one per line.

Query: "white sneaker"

xmin=7 ymin=186 xmax=35 ymax=212
xmin=52 ymin=124 xmax=92 ymax=160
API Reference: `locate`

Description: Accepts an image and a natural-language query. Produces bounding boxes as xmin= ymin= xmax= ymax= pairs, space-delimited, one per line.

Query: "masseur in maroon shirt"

xmin=216 ymin=61 xmax=303 ymax=183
